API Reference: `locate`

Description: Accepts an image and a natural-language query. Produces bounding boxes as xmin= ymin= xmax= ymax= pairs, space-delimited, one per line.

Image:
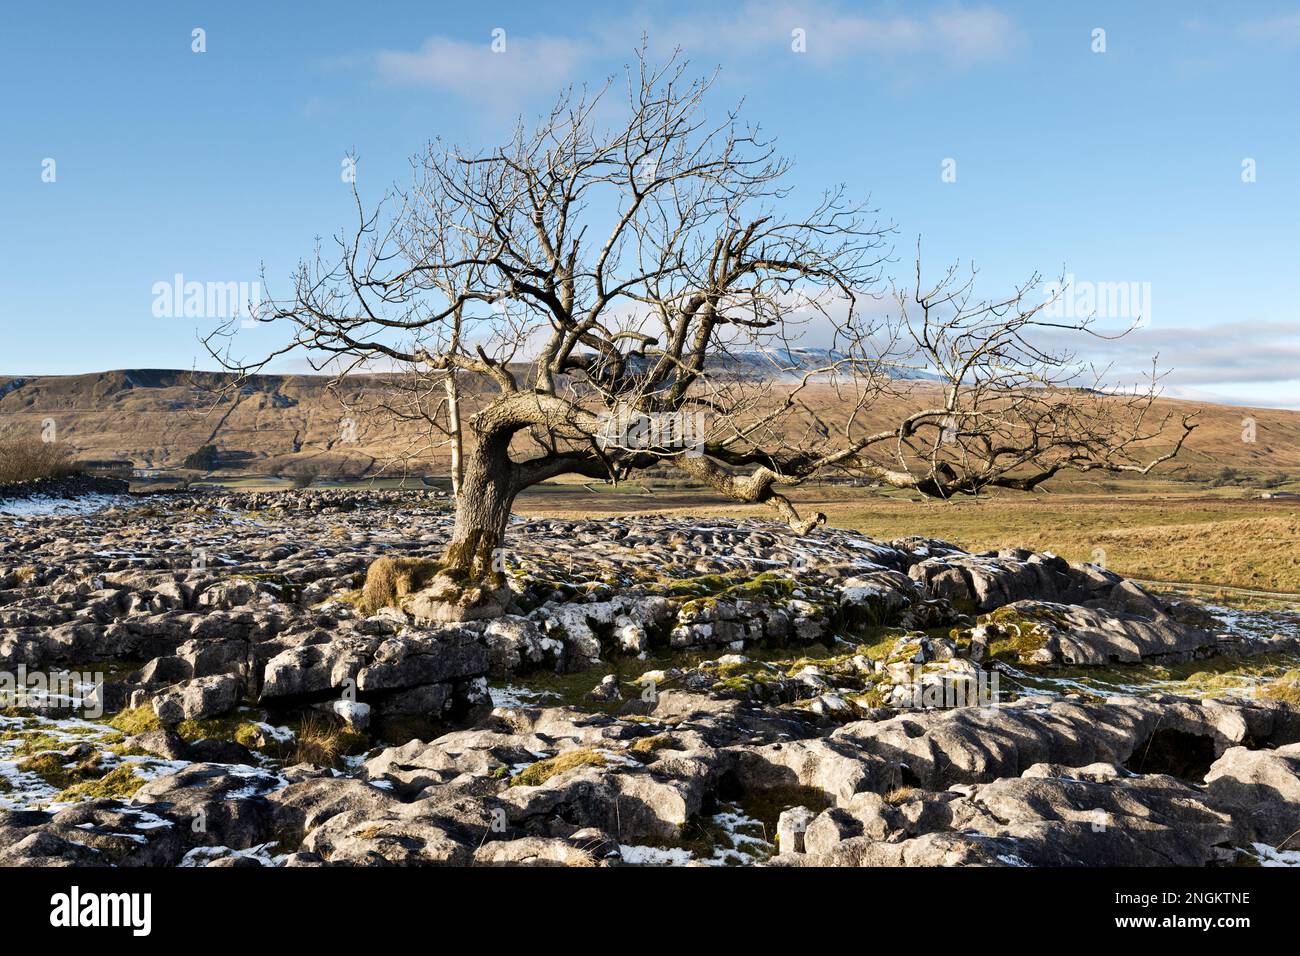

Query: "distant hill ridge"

xmin=709 ymin=347 xmax=943 ymax=381
xmin=1 ymin=368 xmax=1297 ymax=480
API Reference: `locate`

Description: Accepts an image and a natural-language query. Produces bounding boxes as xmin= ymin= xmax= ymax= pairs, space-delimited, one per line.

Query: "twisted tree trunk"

xmin=442 ymin=431 xmax=515 ymax=585
xmin=395 ymin=417 xmax=522 ymax=623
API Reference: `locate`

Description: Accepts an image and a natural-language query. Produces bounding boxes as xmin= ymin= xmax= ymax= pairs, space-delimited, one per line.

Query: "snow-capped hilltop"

xmin=710 ymin=347 xmax=942 ymax=382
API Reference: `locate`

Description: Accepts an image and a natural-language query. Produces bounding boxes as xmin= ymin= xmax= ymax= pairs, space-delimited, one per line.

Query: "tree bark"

xmin=445 ymin=370 xmax=463 ymax=498
xmin=441 ymin=429 xmax=515 ymax=586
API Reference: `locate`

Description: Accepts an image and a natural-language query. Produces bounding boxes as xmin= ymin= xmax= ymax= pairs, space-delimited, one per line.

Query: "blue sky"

xmin=1 ymin=1 xmax=1297 ymax=407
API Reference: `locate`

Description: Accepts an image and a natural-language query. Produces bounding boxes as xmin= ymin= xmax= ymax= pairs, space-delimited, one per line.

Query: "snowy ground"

xmin=0 ymin=494 xmax=136 ymax=518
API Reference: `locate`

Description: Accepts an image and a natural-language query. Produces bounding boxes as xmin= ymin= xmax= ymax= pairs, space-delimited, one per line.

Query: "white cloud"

xmin=1238 ymin=12 xmax=1300 ymax=47
xmin=1022 ymin=321 xmax=1300 ymax=409
xmin=635 ymin=2 xmax=1023 ymax=65
xmin=373 ymin=3 xmax=1024 ymax=105
xmin=376 ymin=34 xmax=590 ymax=104
xmin=918 ymin=5 xmax=1026 ymax=64
xmin=1158 ymin=382 xmax=1300 ymax=410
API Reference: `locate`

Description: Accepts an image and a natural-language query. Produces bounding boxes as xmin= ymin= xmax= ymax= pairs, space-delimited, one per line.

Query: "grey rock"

xmin=776 ymin=805 xmax=816 ymax=854
xmin=356 ymin=630 xmax=488 ymax=692
xmin=151 ymin=673 xmax=243 ymax=724
xmin=1205 ymin=743 xmax=1300 ymax=847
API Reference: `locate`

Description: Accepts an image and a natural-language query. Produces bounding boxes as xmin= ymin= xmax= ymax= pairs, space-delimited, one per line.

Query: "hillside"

xmin=1 ymin=369 xmax=1297 ymax=487
xmin=0 ymin=370 xmax=436 ymax=478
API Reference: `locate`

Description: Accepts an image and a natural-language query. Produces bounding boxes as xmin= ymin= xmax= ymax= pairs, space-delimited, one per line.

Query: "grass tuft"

xmin=884 ymin=786 xmax=916 ymax=805
xmin=510 ymin=748 xmax=606 ymax=787
xmin=359 ymin=556 xmax=442 ymax=613
xmin=292 ymin=712 xmax=369 ymax=768
xmin=108 ymin=706 xmax=163 ymax=736
xmin=1260 ymin=670 xmax=1300 ymax=707
xmin=54 ymin=765 xmax=146 ymax=803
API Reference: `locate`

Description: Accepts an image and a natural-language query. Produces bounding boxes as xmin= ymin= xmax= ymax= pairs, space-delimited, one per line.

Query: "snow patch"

xmin=618 ymin=844 xmax=696 ymax=866
xmin=0 ymin=494 xmax=135 ymax=518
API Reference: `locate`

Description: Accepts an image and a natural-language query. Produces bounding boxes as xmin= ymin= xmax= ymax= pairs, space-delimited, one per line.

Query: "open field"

xmin=516 ymin=486 xmax=1300 ymax=595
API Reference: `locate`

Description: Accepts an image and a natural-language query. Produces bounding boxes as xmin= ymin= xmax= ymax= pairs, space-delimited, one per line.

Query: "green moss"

xmin=1260 ymin=670 xmax=1300 ymax=706
xmin=55 ymin=724 xmax=108 ymax=737
xmin=232 ymin=722 xmax=266 ymax=749
xmin=977 ymin=607 xmax=1055 ymax=664
xmin=712 ymin=676 xmax=755 ymax=694
xmin=510 ymin=748 xmax=606 ymax=787
xmin=175 ymin=714 xmax=256 ymax=743
xmin=705 ymin=659 xmax=755 ymax=679
xmin=18 ymin=746 xmax=114 ymax=790
xmin=107 ymin=742 xmax=151 ymax=758
xmin=0 ymin=776 xmax=10 ymax=793
xmin=664 ymin=570 xmax=798 ymax=605
xmin=108 ymin=706 xmax=163 ymax=736
xmin=54 ymin=765 xmax=146 ymax=803
xmin=678 ymin=595 xmax=720 ymax=617
xmin=11 ymin=732 xmax=65 ymax=757
xmin=17 ymin=751 xmax=76 ymax=789
xmin=851 ymin=683 xmax=893 ymax=709
xmin=330 ymin=588 xmax=365 ymax=609
xmin=856 ymin=630 xmax=912 ymax=662
xmin=663 ymin=572 xmax=734 ymax=596
xmin=1185 ymin=671 xmax=1256 ymax=693
xmin=884 ymin=637 xmax=926 ymax=665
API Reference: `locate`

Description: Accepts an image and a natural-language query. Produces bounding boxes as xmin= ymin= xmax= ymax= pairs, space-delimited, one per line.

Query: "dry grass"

xmin=510 ymin=748 xmax=606 ymax=787
xmin=521 ymin=490 xmax=1299 ymax=593
xmin=809 ymin=498 xmax=1300 ymax=593
xmin=292 ymin=712 xmax=368 ymax=767
xmin=629 ymin=734 xmax=674 ymax=755
xmin=1260 ymin=670 xmax=1300 ymax=707
xmin=360 ymin=556 xmax=442 ymax=613
xmin=0 ymin=434 xmax=76 ymax=484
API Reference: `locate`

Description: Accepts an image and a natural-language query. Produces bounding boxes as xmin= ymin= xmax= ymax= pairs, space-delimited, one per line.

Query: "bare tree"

xmin=207 ymin=52 xmax=1192 ymax=619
